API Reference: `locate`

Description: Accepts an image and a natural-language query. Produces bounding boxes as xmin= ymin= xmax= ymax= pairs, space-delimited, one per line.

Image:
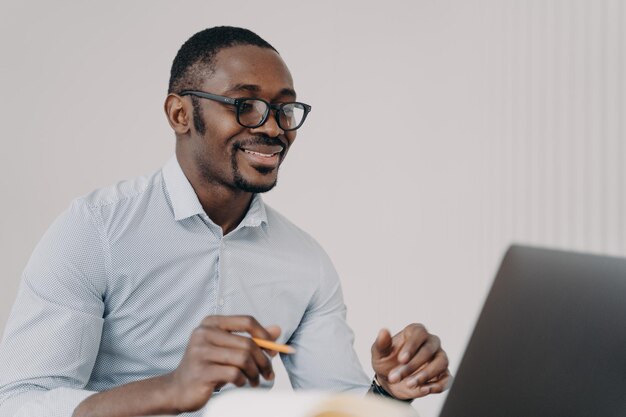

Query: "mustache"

xmin=234 ymin=135 xmax=287 ymax=150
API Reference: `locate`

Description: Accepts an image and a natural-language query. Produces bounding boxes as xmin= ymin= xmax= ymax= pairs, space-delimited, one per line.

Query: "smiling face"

xmin=182 ymin=45 xmax=297 ymax=194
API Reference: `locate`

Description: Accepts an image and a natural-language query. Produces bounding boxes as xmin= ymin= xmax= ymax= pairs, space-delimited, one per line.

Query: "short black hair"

xmin=168 ymin=26 xmax=277 ymax=94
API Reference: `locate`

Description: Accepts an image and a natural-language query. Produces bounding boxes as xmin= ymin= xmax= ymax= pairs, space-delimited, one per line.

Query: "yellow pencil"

xmin=252 ymin=337 xmax=296 ymax=354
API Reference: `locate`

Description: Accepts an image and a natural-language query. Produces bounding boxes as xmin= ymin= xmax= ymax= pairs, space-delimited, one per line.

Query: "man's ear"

xmin=164 ymin=93 xmax=191 ymax=135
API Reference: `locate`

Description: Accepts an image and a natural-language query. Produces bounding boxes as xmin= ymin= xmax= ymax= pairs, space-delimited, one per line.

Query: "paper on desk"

xmin=203 ymin=390 xmax=419 ymax=417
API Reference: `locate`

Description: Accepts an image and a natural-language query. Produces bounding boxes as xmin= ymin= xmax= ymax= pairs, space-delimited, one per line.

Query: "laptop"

xmin=439 ymin=245 xmax=626 ymax=417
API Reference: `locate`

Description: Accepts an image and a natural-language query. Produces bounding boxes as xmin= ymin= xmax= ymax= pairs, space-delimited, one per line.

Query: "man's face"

xmin=187 ymin=45 xmax=297 ymax=193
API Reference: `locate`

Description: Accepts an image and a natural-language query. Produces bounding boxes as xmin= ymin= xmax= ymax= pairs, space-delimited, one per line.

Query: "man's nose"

xmin=250 ymin=112 xmax=284 ymax=138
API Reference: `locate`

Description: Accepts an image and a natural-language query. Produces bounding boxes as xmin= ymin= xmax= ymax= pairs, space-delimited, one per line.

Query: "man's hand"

xmin=371 ymin=324 xmax=452 ymax=400
xmin=165 ymin=315 xmax=281 ymax=413
xmin=72 ymin=315 xmax=281 ymax=417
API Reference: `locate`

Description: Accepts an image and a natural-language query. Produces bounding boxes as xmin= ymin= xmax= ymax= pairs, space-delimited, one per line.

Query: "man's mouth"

xmin=238 ymin=144 xmax=284 ymax=169
xmin=242 ymin=149 xmax=282 ymax=158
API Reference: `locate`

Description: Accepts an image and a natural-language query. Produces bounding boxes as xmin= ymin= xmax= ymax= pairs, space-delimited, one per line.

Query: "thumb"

xmin=264 ymin=325 xmax=282 ymax=358
xmin=372 ymin=328 xmax=393 ymax=359
xmin=266 ymin=325 xmax=282 ymax=341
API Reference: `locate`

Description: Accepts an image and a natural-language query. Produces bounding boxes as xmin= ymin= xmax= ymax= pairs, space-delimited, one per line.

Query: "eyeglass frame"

xmin=179 ymin=90 xmax=312 ymax=132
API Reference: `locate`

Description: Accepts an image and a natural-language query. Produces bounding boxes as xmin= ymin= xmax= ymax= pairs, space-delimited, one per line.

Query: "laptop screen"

xmin=439 ymin=245 xmax=626 ymax=417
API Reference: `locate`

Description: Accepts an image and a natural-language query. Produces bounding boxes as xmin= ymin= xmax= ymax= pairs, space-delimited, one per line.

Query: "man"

xmin=0 ymin=27 xmax=450 ymax=417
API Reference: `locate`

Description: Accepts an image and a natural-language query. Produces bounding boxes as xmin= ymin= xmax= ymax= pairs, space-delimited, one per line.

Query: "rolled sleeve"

xmin=281 ymin=247 xmax=370 ymax=393
xmin=4 ymin=388 xmax=96 ymax=417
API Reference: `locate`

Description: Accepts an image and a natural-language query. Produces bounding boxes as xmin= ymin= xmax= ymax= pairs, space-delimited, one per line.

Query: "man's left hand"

xmin=371 ymin=324 xmax=452 ymax=400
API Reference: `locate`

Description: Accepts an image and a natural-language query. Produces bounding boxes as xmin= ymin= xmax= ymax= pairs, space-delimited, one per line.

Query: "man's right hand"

xmin=165 ymin=315 xmax=281 ymax=413
xmin=72 ymin=315 xmax=281 ymax=417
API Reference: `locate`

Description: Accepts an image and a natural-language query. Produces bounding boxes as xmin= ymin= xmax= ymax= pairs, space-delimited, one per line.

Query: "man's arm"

xmin=280 ymin=246 xmax=371 ymax=393
xmin=0 ymin=200 xmax=279 ymax=417
xmin=278 ymin=241 xmax=451 ymax=402
xmin=0 ymin=200 xmax=107 ymax=417
xmin=72 ymin=316 xmax=280 ymax=417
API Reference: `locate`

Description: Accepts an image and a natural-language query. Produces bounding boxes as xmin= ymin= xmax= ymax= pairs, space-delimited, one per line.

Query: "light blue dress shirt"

xmin=0 ymin=156 xmax=369 ymax=417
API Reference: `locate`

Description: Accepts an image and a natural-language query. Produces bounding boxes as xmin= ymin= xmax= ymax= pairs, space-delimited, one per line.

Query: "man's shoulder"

xmin=263 ymin=204 xmax=325 ymax=253
xmin=76 ymin=168 xmax=163 ymax=211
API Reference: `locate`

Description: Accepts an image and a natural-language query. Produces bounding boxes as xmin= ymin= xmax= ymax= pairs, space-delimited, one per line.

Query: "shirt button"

xmin=218 ymin=298 xmax=225 ymax=306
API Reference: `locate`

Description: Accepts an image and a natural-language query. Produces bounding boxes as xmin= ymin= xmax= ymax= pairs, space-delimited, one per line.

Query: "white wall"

xmin=1 ymin=1 xmax=624 ymax=416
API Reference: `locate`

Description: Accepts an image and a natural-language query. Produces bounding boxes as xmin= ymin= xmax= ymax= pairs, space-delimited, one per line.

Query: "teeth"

xmin=244 ymin=149 xmax=279 ymax=158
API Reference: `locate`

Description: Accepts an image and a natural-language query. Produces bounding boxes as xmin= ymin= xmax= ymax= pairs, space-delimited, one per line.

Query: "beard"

xmin=232 ymin=168 xmax=278 ymax=193
xmin=194 ymin=135 xmax=285 ymax=194
xmin=231 ymin=136 xmax=284 ymax=193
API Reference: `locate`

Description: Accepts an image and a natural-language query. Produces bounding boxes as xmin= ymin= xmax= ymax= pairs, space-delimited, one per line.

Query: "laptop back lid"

xmin=439 ymin=245 xmax=626 ymax=417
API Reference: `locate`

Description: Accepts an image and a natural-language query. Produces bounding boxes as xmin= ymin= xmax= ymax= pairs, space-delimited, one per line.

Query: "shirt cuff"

xmin=6 ymin=388 xmax=97 ymax=417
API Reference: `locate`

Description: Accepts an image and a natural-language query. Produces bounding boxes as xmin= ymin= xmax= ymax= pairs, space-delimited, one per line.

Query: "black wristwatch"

xmin=368 ymin=375 xmax=414 ymax=404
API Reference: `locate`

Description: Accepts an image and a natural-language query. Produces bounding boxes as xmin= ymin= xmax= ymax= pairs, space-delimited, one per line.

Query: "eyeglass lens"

xmin=238 ymin=99 xmax=306 ymax=130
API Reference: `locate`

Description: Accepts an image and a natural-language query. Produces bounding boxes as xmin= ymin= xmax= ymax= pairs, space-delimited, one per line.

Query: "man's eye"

xmin=239 ymin=102 xmax=255 ymax=114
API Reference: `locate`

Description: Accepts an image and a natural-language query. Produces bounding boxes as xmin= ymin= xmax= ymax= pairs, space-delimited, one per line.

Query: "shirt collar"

xmin=241 ymin=194 xmax=268 ymax=228
xmin=162 ymin=156 xmax=268 ymax=228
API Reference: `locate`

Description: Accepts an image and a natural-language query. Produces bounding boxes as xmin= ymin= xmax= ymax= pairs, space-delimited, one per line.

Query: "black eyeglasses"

xmin=179 ymin=90 xmax=312 ymax=132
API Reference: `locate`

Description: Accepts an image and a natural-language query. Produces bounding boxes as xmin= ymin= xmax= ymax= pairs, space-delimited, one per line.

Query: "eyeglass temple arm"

xmin=179 ymin=90 xmax=237 ymax=105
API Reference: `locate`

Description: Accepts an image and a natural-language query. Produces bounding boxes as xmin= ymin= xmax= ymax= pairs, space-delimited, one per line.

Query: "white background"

xmin=1 ymin=1 xmax=625 ymax=416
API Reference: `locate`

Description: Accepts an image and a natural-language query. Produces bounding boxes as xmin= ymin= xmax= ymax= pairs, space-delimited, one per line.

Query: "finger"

xmin=371 ymin=328 xmax=394 ymax=359
xmin=388 ymin=333 xmax=440 ymax=383
xmin=404 ymin=350 xmax=449 ymax=388
xmin=389 ymin=343 xmax=436 ymax=385
xmin=207 ymin=364 xmax=248 ymax=388
xmin=395 ymin=370 xmax=451 ymax=400
xmin=414 ymin=370 xmax=453 ymax=395
xmin=201 ymin=315 xmax=274 ymax=340
xmin=426 ymin=369 xmax=451 ymax=384
xmin=199 ymin=327 xmax=274 ymax=380
xmin=386 ymin=331 xmax=431 ymax=383
xmin=199 ymin=345 xmax=274 ymax=387
xmin=376 ymin=325 xmax=435 ymax=386
xmin=372 ymin=369 xmax=450 ymax=401
xmin=397 ymin=324 xmax=433 ymax=364
xmin=425 ymin=370 xmax=453 ymax=393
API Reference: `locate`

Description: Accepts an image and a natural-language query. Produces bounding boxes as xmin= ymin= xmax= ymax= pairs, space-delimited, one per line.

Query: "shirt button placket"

xmin=216 ymin=239 xmax=226 ymax=313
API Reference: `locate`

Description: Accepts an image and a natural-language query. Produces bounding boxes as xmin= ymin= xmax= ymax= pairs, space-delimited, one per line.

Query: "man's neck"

xmin=177 ymin=156 xmax=253 ymax=236
xmin=197 ymin=186 xmax=253 ymax=235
